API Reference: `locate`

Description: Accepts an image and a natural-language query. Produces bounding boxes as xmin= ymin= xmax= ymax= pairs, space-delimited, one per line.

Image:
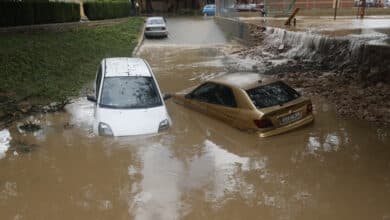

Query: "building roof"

xmin=103 ymin=58 xmax=152 ymax=77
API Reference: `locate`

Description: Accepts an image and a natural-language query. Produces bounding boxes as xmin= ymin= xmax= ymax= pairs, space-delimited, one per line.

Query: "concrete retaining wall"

xmin=214 ymin=16 xmax=260 ymax=45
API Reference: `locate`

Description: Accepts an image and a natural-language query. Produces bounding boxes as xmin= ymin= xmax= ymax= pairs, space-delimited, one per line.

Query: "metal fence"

xmin=215 ymin=0 xmax=382 ymax=18
xmin=215 ymin=0 xmax=239 ymax=17
xmin=216 ymin=0 xmax=297 ymax=18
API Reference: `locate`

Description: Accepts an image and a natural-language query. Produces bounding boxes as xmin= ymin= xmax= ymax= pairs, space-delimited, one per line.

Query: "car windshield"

xmin=100 ymin=76 xmax=162 ymax=109
xmin=147 ymin=19 xmax=164 ymax=25
xmin=246 ymin=81 xmax=301 ymax=108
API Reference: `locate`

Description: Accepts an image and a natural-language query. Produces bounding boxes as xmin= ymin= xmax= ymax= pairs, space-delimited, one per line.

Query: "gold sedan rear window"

xmin=246 ymin=81 xmax=301 ymax=109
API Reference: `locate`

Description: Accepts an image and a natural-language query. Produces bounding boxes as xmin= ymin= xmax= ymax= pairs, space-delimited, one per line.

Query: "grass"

xmin=0 ymin=17 xmax=144 ymax=104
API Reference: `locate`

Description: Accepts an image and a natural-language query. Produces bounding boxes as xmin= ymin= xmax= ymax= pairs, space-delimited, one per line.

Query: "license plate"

xmin=279 ymin=112 xmax=302 ymax=125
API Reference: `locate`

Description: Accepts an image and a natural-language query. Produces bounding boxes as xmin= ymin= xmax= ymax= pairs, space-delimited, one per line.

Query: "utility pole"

xmin=333 ymin=0 xmax=339 ymax=20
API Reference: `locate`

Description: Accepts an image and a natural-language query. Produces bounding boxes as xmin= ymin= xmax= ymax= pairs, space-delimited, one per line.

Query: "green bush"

xmin=83 ymin=2 xmax=131 ymax=20
xmin=0 ymin=1 xmax=80 ymax=27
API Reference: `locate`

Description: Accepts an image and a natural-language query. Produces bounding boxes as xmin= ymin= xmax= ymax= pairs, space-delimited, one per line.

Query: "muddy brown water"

xmin=1 ymin=17 xmax=390 ymax=220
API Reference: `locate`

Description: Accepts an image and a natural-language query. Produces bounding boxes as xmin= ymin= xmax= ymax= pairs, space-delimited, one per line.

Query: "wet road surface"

xmin=1 ymin=17 xmax=390 ymax=220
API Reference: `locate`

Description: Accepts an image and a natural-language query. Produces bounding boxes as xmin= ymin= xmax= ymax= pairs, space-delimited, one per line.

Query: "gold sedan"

xmin=172 ymin=73 xmax=314 ymax=137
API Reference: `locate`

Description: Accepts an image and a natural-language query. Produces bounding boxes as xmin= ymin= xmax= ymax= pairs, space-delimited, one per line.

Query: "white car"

xmin=385 ymin=0 xmax=390 ymax=7
xmin=87 ymin=58 xmax=170 ymax=136
xmin=144 ymin=17 xmax=168 ymax=38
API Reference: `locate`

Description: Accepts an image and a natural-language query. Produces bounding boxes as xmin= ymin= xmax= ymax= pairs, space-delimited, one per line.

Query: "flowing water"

xmin=0 ymin=17 xmax=390 ymax=220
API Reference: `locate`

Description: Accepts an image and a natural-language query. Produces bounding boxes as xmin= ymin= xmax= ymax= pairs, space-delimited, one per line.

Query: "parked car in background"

xmin=87 ymin=58 xmax=170 ymax=137
xmin=384 ymin=0 xmax=390 ymax=7
xmin=144 ymin=17 xmax=168 ymax=38
xmin=366 ymin=0 xmax=375 ymax=7
xmin=236 ymin=3 xmax=258 ymax=11
xmin=354 ymin=0 xmax=377 ymax=7
xmin=202 ymin=4 xmax=215 ymax=16
xmin=172 ymin=73 xmax=314 ymax=137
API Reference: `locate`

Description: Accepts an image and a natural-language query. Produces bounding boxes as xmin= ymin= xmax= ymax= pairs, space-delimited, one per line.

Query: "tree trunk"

xmin=146 ymin=0 xmax=153 ymax=13
xmin=130 ymin=0 xmax=136 ymax=16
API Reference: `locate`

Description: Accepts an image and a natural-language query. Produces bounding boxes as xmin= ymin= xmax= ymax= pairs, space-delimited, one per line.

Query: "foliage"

xmin=0 ymin=1 xmax=80 ymax=27
xmin=83 ymin=1 xmax=131 ymax=20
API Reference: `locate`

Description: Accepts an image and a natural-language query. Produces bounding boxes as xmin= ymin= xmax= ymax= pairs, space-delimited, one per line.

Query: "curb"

xmin=132 ymin=18 xmax=145 ymax=57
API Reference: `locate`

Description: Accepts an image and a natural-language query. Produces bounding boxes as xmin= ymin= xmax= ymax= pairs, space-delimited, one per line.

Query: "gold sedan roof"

xmin=209 ymin=73 xmax=277 ymax=90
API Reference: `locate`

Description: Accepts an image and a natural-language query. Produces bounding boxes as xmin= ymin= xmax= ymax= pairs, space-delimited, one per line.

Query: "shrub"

xmin=0 ymin=1 xmax=80 ymax=27
xmin=83 ymin=2 xmax=131 ymax=20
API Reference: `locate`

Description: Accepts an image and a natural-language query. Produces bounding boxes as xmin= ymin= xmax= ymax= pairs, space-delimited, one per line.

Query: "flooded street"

xmin=1 ymin=17 xmax=390 ymax=220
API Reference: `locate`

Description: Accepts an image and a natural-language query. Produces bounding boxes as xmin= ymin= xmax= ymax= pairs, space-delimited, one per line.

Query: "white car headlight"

xmin=158 ymin=119 xmax=169 ymax=132
xmin=98 ymin=122 xmax=113 ymax=136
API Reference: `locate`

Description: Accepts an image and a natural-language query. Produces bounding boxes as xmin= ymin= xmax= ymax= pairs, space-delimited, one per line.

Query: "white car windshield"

xmin=147 ymin=19 xmax=164 ymax=25
xmin=100 ymin=76 xmax=162 ymax=109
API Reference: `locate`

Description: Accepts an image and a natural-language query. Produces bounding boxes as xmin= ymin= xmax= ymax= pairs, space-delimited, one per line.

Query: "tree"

xmin=146 ymin=0 xmax=153 ymax=13
xmin=130 ymin=0 xmax=136 ymax=16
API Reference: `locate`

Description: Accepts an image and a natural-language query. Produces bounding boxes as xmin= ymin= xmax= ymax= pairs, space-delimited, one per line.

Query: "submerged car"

xmin=87 ymin=58 xmax=170 ymax=137
xmin=144 ymin=17 xmax=168 ymax=38
xmin=172 ymin=73 xmax=314 ymax=137
xmin=202 ymin=4 xmax=215 ymax=16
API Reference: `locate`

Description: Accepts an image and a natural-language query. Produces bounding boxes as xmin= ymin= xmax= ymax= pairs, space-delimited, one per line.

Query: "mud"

xmin=0 ymin=96 xmax=69 ymax=130
xmin=0 ymin=17 xmax=390 ymax=220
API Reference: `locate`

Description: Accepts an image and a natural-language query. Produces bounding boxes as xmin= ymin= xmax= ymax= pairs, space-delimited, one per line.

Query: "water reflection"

xmin=128 ymin=138 xmax=254 ymax=219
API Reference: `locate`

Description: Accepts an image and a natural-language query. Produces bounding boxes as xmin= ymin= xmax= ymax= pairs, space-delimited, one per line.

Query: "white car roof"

xmin=103 ymin=58 xmax=152 ymax=77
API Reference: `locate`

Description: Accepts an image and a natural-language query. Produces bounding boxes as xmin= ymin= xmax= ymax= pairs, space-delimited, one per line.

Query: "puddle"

xmin=0 ymin=17 xmax=389 ymax=220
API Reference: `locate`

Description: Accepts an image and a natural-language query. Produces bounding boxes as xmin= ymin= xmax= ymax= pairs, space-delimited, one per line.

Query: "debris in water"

xmin=17 ymin=101 xmax=32 ymax=113
xmin=19 ymin=121 xmax=41 ymax=132
xmin=42 ymin=100 xmax=69 ymax=113
xmin=10 ymin=141 xmax=39 ymax=154
xmin=63 ymin=122 xmax=74 ymax=129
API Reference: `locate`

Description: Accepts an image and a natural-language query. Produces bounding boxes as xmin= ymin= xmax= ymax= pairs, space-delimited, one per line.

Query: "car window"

xmin=191 ymin=82 xmax=237 ymax=108
xmin=246 ymin=81 xmax=301 ymax=109
xmin=96 ymin=66 xmax=102 ymax=98
xmin=100 ymin=76 xmax=162 ymax=109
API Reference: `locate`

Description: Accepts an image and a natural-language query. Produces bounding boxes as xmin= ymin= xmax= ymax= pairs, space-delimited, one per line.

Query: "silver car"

xmin=144 ymin=17 xmax=168 ymax=38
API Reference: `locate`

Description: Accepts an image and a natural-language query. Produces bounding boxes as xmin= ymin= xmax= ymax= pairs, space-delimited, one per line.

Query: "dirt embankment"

xmin=234 ymin=25 xmax=390 ymax=126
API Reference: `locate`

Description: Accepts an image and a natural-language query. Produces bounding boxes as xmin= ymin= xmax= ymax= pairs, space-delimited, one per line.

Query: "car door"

xmin=205 ymin=84 xmax=239 ymax=125
xmin=186 ymin=82 xmax=214 ymax=114
xmin=188 ymin=82 xmax=239 ymax=125
xmin=93 ymin=65 xmax=103 ymax=118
